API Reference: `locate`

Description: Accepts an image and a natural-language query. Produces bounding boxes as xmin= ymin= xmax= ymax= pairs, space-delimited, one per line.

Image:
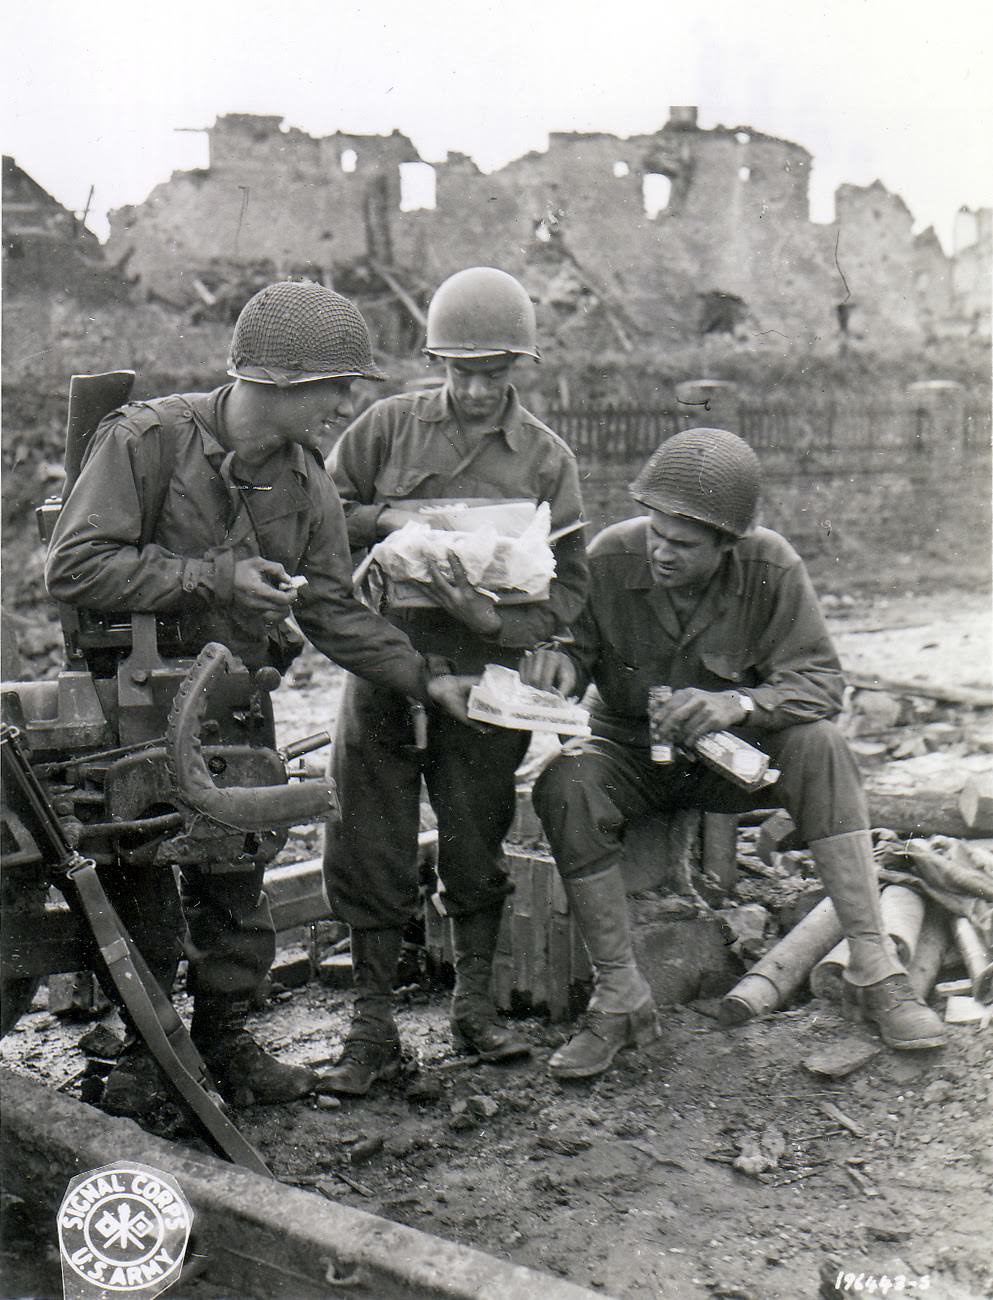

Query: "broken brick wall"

xmin=107 ymin=116 xmax=421 ymax=305
xmin=102 ymin=111 xmax=989 ymax=347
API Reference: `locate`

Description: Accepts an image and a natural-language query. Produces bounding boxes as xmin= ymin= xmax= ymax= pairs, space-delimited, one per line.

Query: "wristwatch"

xmin=728 ymin=691 xmax=755 ymax=719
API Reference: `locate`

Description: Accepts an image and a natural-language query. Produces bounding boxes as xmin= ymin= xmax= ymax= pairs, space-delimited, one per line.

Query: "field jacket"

xmin=45 ymin=386 xmax=432 ymax=699
xmin=569 ymin=517 xmax=846 ymax=747
xmin=328 ymin=384 xmax=589 ymax=671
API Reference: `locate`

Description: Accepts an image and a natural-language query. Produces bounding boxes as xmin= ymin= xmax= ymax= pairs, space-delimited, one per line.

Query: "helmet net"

xmin=228 ymin=280 xmax=384 ymax=382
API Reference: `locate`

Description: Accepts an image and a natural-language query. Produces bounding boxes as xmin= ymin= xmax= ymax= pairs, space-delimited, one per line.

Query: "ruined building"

xmin=94 ymin=108 xmax=989 ymax=349
xmin=2 ymin=156 xmax=126 ymax=305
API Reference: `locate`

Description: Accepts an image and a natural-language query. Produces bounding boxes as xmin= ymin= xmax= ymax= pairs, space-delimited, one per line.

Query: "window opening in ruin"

xmin=738 ymin=167 xmax=751 ymax=182
xmin=340 ymin=149 xmax=358 ymax=173
xmin=735 ymin=131 xmax=751 ymax=145
xmin=613 ymin=160 xmax=630 ymax=178
xmin=698 ymin=290 xmax=747 ymax=335
xmin=642 ymin=173 xmax=671 ymax=218
xmin=399 ymin=162 xmax=437 ymax=212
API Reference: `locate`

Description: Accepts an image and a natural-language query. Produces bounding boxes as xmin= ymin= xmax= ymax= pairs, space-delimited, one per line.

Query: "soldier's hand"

xmin=376 ymin=507 xmax=424 ymax=537
xmin=656 ymin=687 xmax=746 ymax=747
xmin=424 ymin=553 xmax=501 ymax=637
xmin=425 ymin=673 xmax=482 ymax=726
xmin=233 ymin=557 xmax=297 ymax=619
xmin=520 ymin=648 xmax=578 ymax=698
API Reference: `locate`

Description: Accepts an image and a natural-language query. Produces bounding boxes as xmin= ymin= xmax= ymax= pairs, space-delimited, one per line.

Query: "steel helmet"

xmin=424 ymin=267 xmax=539 ymax=361
xmin=629 ymin=428 xmax=761 ymax=538
xmin=227 ymin=280 xmax=387 ymax=386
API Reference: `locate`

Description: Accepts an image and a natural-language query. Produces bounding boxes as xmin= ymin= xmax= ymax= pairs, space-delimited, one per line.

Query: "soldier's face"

xmin=285 ymin=379 xmax=356 ymax=451
xmin=445 ymin=356 xmax=515 ymax=425
xmin=646 ymin=510 xmax=732 ymax=589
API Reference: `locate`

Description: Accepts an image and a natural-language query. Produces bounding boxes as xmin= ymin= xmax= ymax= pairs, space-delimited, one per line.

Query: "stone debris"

xmin=732 ymin=1124 xmax=786 ymax=1178
xmin=803 ymin=1041 xmax=881 ymax=1079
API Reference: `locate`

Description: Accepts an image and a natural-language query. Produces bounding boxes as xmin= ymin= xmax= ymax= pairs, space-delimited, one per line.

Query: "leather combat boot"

xmin=810 ymin=831 xmax=946 ymax=1051
xmin=102 ymin=1040 xmax=172 ymax=1119
xmin=191 ymin=1001 xmax=317 ymax=1104
xmin=451 ymin=904 xmax=531 ymax=1061
xmin=320 ymin=928 xmax=403 ymax=1096
xmin=842 ymin=975 xmax=947 ymax=1050
xmin=101 ymin=1039 xmax=203 ymax=1138
xmin=549 ymin=866 xmax=659 ymax=1080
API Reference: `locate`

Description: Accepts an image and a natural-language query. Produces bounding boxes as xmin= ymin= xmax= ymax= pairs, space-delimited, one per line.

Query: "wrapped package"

xmin=692 ymin=731 xmax=779 ymax=792
xmin=359 ymin=500 xmax=556 ymax=608
xmin=467 ymin=665 xmax=591 ymax=736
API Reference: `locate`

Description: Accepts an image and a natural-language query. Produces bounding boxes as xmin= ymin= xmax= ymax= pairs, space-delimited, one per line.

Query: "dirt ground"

xmin=2 ymin=584 xmax=992 ymax=1300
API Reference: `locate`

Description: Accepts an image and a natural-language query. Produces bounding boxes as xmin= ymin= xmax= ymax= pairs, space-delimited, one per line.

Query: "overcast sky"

xmin=3 ymin=0 xmax=991 ymax=252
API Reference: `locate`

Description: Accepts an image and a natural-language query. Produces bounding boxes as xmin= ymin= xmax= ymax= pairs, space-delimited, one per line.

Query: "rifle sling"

xmin=65 ymin=858 xmax=272 ymax=1177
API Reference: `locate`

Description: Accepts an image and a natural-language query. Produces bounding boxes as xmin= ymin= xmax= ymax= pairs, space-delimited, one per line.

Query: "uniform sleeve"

xmin=293 ymin=473 xmax=431 ymax=702
xmin=490 ymin=449 xmax=590 ymax=648
xmin=745 ymin=560 xmax=846 ymax=729
xmin=325 ymin=403 xmax=388 ymax=548
xmin=44 ymin=417 xmax=225 ymax=611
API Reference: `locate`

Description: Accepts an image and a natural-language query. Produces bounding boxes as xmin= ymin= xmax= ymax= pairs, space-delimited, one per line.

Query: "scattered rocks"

xmin=76 ymin=1025 xmax=124 ymax=1060
xmin=732 ymin=1124 xmax=786 ymax=1178
xmin=803 ymin=1039 xmax=881 ymax=1078
xmin=405 ymin=1076 xmax=443 ymax=1103
xmin=348 ymin=1134 xmax=384 ymax=1164
xmin=466 ymin=1094 xmax=499 ymax=1119
xmin=536 ymin=1130 xmax=593 ymax=1156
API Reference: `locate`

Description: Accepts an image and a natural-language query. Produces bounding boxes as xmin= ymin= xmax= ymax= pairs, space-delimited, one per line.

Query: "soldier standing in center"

xmin=321 ymin=267 xmax=589 ymax=1095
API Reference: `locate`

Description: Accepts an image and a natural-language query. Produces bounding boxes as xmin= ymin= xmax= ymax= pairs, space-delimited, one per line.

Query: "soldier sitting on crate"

xmin=44 ymin=281 xmax=475 ymax=1120
xmin=519 ymin=428 xmax=946 ymax=1080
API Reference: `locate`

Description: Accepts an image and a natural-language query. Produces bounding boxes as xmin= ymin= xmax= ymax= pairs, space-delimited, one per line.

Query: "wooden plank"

xmin=529 ymin=857 xmax=552 ymax=1009
xmin=512 ymin=912 xmax=532 ymax=996
xmin=702 ymin=813 xmax=739 ymax=890
xmin=848 ymin=672 xmax=992 ymax=709
xmin=492 ymin=953 xmax=514 ymax=1013
xmin=547 ymin=915 xmax=573 ymax=1021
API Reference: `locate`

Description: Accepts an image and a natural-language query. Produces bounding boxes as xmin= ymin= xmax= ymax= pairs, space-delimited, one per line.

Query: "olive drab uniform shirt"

xmin=328 ymin=384 xmax=589 ymax=671
xmin=569 ymin=518 xmax=846 ymax=749
xmin=45 ymin=387 xmax=433 ymax=700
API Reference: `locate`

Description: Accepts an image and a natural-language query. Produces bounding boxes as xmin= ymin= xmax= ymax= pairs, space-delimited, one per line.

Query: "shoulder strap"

xmin=140 ymin=417 xmax=179 ymax=548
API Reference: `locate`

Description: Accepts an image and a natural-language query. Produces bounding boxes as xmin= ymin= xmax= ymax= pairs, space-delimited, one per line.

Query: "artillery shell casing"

xmin=879 ymin=884 xmax=925 ymax=967
xmin=952 ymin=916 xmax=993 ymax=1004
xmin=720 ymin=896 xmax=843 ymax=1024
xmin=907 ymin=907 xmax=949 ymax=1000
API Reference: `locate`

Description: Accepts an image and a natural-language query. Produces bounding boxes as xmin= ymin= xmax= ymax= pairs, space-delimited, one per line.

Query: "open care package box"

xmin=353 ymin=498 xmax=583 ymax=609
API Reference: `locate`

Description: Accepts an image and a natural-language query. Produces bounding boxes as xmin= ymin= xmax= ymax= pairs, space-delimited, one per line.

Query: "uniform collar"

xmin=195 ymin=387 xmax=311 ymax=481
xmin=415 ymin=383 xmax=528 ymax=451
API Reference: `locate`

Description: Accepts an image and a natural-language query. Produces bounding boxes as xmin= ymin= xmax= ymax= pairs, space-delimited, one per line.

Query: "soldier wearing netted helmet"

xmin=321 ymin=266 xmax=589 ymax=1095
xmin=521 ymin=427 xmax=946 ymax=1079
xmin=46 ymin=280 xmax=475 ymax=1123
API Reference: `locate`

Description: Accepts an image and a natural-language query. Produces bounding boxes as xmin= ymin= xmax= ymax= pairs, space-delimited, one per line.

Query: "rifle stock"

xmin=63 ymin=369 xmax=135 ymax=496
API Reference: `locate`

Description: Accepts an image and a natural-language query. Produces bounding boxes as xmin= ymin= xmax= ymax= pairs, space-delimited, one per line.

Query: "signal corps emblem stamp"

xmin=58 ymin=1162 xmax=192 ymax=1298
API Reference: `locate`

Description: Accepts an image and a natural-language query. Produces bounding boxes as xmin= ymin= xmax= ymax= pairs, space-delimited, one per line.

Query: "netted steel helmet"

xmin=227 ymin=280 xmax=386 ymax=386
xmin=425 ymin=267 xmax=539 ymax=360
xmin=629 ymin=428 xmax=761 ymax=537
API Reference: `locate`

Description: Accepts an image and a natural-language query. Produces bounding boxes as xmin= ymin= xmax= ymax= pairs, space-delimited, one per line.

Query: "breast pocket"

xmin=373 ymin=466 xmax=435 ymax=501
xmin=599 ymin=639 xmax=657 ymax=712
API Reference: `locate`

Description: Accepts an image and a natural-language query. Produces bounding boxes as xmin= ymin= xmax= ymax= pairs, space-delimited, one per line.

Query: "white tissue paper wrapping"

xmin=367 ymin=501 xmax=555 ymax=597
xmin=467 ymin=665 xmax=591 ymax=736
